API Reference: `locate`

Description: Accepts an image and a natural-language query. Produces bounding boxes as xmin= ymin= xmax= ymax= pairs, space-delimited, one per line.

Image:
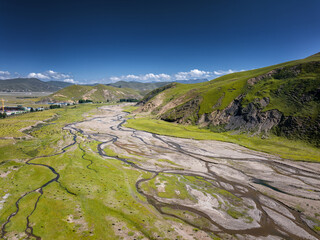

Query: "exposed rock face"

xmin=160 ymin=97 xmax=201 ymax=124
xmin=247 ymin=64 xmax=302 ymax=85
xmin=247 ymin=70 xmax=278 ymax=85
xmin=197 ymin=97 xmax=283 ymax=135
xmin=197 ymin=95 xmax=319 ymax=144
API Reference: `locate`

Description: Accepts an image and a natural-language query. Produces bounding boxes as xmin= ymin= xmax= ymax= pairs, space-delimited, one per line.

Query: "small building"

xmin=3 ymin=106 xmax=27 ymax=115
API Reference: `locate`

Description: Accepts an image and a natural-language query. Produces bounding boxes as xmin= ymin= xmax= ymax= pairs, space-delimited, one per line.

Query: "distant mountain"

xmin=137 ymin=53 xmax=320 ymax=146
xmin=108 ymin=79 xmax=208 ymax=95
xmin=0 ymin=77 xmax=208 ymax=94
xmin=40 ymin=84 xmax=143 ymax=103
xmin=175 ymin=78 xmax=208 ymax=84
xmin=47 ymin=81 xmax=73 ymax=89
xmin=0 ymin=78 xmax=73 ymax=92
xmin=108 ymin=81 xmax=169 ymax=95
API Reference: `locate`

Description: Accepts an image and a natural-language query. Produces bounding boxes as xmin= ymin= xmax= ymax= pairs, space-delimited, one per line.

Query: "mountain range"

xmin=0 ymin=78 xmax=73 ymax=92
xmin=0 ymin=77 xmax=208 ymax=95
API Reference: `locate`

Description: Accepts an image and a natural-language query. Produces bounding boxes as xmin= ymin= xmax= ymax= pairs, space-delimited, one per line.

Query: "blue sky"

xmin=0 ymin=0 xmax=319 ymax=84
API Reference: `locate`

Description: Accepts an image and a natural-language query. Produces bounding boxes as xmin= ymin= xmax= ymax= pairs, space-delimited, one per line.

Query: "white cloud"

xmin=175 ymin=69 xmax=212 ymax=80
xmin=0 ymin=71 xmax=10 ymax=75
xmin=109 ymin=76 xmax=121 ymax=82
xmin=125 ymin=74 xmax=140 ymax=80
xmin=27 ymin=70 xmax=74 ymax=82
xmin=106 ymin=68 xmax=244 ymax=83
xmin=28 ymin=72 xmax=50 ymax=79
xmin=213 ymin=69 xmax=236 ymax=75
xmin=0 ymin=70 xmax=11 ymax=80
xmin=109 ymin=73 xmax=172 ymax=83
xmin=63 ymin=78 xmax=78 ymax=84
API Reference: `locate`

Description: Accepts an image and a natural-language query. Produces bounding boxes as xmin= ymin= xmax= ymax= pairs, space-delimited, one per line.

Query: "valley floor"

xmin=0 ymin=104 xmax=320 ymax=239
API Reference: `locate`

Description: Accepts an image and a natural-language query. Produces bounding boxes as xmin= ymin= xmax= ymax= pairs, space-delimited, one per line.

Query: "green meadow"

xmin=125 ymin=117 xmax=320 ymax=162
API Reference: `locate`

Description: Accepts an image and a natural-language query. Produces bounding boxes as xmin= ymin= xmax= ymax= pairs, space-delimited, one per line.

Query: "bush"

xmin=0 ymin=112 xmax=7 ymax=118
xmin=119 ymin=98 xmax=139 ymax=102
xmin=50 ymin=105 xmax=61 ymax=109
xmin=79 ymin=99 xmax=93 ymax=104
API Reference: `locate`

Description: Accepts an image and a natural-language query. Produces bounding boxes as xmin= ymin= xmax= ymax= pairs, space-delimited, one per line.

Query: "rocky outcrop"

xmin=160 ymin=97 xmax=201 ymax=124
xmin=247 ymin=70 xmax=278 ymax=85
xmin=198 ymin=97 xmax=283 ymax=135
xmin=197 ymin=93 xmax=320 ymax=144
xmin=247 ymin=65 xmax=301 ymax=85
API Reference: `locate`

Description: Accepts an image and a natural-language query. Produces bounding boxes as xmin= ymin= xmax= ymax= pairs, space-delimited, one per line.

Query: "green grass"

xmin=242 ymin=65 xmax=320 ymax=117
xmin=103 ymin=147 xmax=118 ymax=157
xmin=0 ymin=110 xmax=56 ymax=138
xmin=226 ymin=208 xmax=244 ymax=219
xmin=122 ymin=105 xmax=139 ymax=113
xmin=125 ymin=117 xmax=320 ymax=162
xmin=157 ymin=158 xmax=180 ymax=167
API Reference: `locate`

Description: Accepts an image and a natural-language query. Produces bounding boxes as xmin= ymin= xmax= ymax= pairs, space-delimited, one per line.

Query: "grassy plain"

xmin=0 ymin=104 xmax=186 ymax=239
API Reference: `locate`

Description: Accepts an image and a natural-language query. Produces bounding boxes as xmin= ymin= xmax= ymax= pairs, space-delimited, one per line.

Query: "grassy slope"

xmin=146 ymin=53 xmax=320 ymax=117
xmin=126 ymin=114 xmax=320 ymax=163
xmin=46 ymin=84 xmax=142 ymax=102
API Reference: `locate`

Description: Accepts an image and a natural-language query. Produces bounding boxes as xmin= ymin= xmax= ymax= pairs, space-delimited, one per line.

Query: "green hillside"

xmin=42 ymin=84 xmax=142 ymax=103
xmin=137 ymin=53 xmax=320 ymax=146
